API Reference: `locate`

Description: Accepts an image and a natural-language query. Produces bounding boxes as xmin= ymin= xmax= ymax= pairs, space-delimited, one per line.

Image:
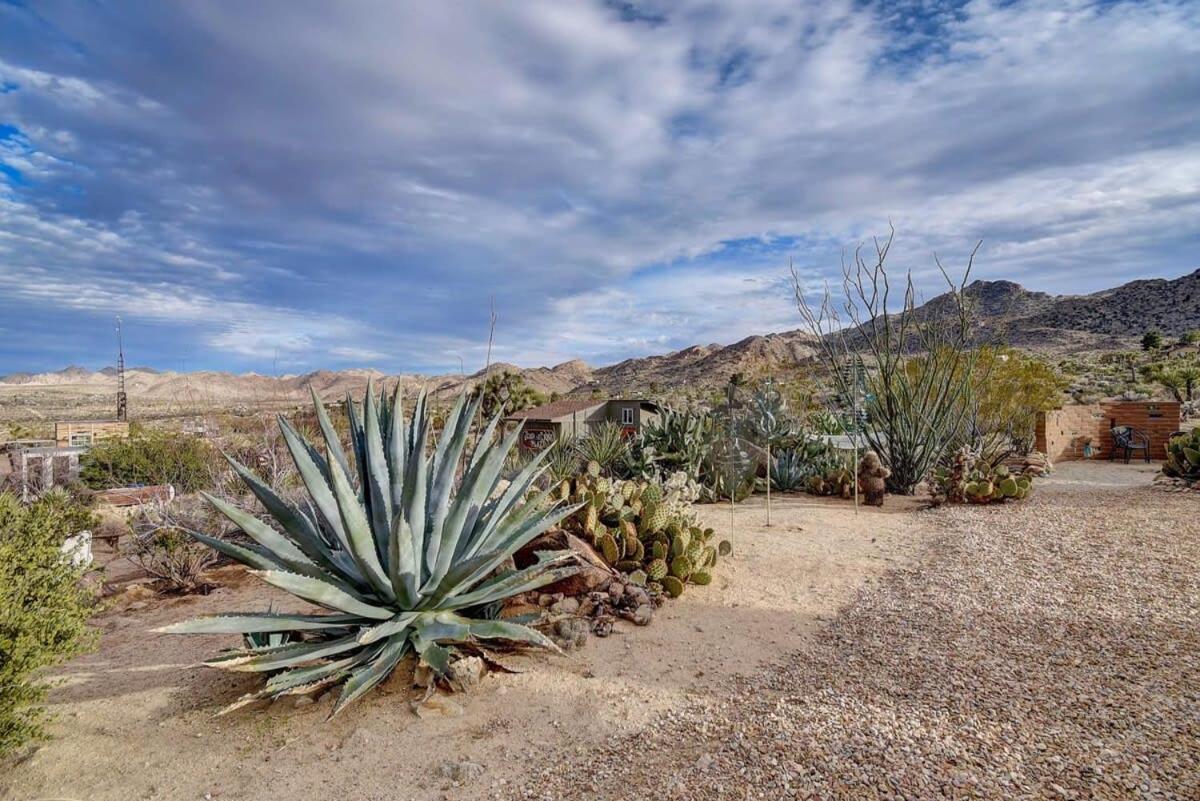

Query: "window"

xmin=621 ymin=407 xmax=634 ymax=425
xmin=69 ymin=432 xmax=93 ymax=446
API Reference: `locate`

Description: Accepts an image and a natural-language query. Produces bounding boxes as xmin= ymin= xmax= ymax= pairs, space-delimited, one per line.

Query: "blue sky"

xmin=1 ymin=0 xmax=1198 ymax=375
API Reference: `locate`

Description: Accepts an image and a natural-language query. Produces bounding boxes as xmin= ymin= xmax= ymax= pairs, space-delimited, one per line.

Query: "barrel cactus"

xmin=157 ymin=383 xmax=579 ymax=717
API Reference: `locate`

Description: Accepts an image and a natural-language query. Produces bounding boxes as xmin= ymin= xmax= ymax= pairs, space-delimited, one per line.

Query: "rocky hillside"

xmin=3 ymin=269 xmax=1196 ymax=413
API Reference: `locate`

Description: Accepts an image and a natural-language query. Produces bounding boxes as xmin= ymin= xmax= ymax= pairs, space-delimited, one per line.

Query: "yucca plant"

xmin=575 ymin=421 xmax=629 ymax=475
xmin=156 ymin=382 xmax=579 ymax=717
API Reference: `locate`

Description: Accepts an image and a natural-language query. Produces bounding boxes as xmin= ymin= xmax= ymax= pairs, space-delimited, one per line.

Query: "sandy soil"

xmin=2 ymin=490 xmax=933 ymax=801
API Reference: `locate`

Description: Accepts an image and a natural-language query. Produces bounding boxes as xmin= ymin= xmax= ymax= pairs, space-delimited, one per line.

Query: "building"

xmin=1035 ymin=400 xmax=1182 ymax=462
xmin=54 ymin=420 xmax=130 ymax=447
xmin=505 ymin=398 xmax=661 ymax=451
xmin=0 ymin=442 xmax=89 ymax=501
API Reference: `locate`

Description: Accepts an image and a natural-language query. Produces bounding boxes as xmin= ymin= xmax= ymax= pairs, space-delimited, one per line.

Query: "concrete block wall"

xmin=1036 ymin=401 xmax=1182 ymax=461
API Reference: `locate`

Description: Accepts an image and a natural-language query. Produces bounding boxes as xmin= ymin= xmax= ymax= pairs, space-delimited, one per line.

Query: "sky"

xmin=1 ymin=0 xmax=1198 ymax=376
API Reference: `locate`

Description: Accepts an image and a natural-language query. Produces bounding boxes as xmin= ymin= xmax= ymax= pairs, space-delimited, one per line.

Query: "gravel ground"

xmin=510 ymin=466 xmax=1200 ymax=800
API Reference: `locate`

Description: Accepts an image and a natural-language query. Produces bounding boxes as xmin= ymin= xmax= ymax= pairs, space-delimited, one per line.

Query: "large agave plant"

xmin=157 ymin=382 xmax=579 ymax=717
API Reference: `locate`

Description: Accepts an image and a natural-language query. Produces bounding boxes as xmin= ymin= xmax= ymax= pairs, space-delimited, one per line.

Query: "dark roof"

xmin=505 ymin=398 xmax=604 ymax=421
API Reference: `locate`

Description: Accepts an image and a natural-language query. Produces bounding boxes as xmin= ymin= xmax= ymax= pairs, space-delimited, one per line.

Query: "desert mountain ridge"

xmin=3 ymin=269 xmax=1197 ymax=407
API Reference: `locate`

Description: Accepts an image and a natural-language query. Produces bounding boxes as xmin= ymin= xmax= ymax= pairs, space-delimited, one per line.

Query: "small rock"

xmin=292 ymin=696 xmax=314 ymax=708
xmin=438 ymin=760 xmax=485 ymax=783
xmin=696 ymin=753 xmax=715 ymax=771
xmin=632 ymin=604 xmax=654 ymax=626
xmin=412 ymin=695 xmax=464 ymax=719
xmin=449 ymin=656 xmax=486 ymax=690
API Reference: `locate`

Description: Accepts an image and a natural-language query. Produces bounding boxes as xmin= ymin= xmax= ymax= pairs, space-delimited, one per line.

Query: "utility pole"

xmin=115 ymin=315 xmax=128 ymax=422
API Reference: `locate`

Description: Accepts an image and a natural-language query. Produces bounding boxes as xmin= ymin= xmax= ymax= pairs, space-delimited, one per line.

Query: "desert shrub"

xmin=80 ymin=429 xmax=215 ymax=492
xmin=122 ymin=497 xmax=228 ymax=592
xmin=539 ymin=434 xmax=581 ymax=485
xmin=795 ymin=228 xmax=979 ymax=494
xmin=770 ymin=436 xmax=845 ymax=491
xmin=0 ymin=490 xmax=97 ymax=757
xmin=576 ymin=422 xmax=629 ymax=475
xmin=1141 ymin=330 xmax=1164 ymax=351
xmin=965 ymin=347 xmax=1067 ymax=456
xmin=1141 ymin=358 xmax=1200 ymax=403
xmin=641 ymin=407 xmax=718 ymax=481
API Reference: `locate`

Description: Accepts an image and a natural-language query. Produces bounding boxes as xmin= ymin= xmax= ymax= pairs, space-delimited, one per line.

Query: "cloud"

xmin=0 ymin=0 xmax=1197 ymax=373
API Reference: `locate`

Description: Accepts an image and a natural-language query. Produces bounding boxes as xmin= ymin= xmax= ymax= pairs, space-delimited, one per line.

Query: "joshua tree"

xmin=471 ymin=370 xmax=545 ymax=418
xmin=792 ymin=226 xmax=980 ymax=494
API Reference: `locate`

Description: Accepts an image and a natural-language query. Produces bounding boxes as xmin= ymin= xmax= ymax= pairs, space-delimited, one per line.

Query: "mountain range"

xmin=2 ymin=269 xmax=1197 ymax=408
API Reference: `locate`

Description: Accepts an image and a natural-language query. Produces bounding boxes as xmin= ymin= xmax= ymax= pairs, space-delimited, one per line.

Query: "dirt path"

xmin=509 ymin=462 xmax=1200 ymax=800
xmin=3 ymin=489 xmax=932 ymax=801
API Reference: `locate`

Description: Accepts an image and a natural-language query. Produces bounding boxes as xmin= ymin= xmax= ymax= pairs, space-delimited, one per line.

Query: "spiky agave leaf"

xmin=157 ymin=379 xmax=581 ymax=718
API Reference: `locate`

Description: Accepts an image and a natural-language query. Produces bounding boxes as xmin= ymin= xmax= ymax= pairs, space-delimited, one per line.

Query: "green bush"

xmin=0 ymin=490 xmax=97 ymax=757
xmin=80 ymin=429 xmax=214 ymax=492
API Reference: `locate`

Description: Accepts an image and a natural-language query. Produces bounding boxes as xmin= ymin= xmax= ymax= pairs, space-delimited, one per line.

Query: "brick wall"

xmin=1036 ymin=401 xmax=1182 ymax=461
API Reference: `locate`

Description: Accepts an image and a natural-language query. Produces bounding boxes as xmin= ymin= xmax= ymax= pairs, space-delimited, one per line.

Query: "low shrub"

xmin=0 ymin=490 xmax=97 ymax=757
xmin=122 ymin=497 xmax=226 ymax=593
xmin=80 ymin=429 xmax=215 ymax=492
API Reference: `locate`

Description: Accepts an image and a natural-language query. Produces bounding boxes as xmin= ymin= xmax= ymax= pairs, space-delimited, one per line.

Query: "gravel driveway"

xmin=512 ymin=464 xmax=1200 ymax=800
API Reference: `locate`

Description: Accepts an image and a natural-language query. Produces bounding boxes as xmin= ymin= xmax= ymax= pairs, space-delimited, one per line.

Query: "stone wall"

xmin=1037 ymin=401 xmax=1182 ymax=462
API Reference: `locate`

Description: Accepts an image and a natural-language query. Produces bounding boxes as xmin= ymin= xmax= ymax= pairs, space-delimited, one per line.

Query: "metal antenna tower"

xmin=115 ymin=315 xmax=128 ymax=421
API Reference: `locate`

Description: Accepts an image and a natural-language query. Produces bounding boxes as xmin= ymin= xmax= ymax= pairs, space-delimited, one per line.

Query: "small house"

xmin=505 ymin=398 xmax=660 ymax=451
xmin=54 ymin=420 xmax=130 ymax=447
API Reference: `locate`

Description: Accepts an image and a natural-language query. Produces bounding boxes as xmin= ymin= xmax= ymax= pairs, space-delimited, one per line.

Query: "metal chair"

xmin=1109 ymin=426 xmax=1151 ymax=464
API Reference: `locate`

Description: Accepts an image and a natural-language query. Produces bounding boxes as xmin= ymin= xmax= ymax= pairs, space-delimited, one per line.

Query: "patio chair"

xmin=1109 ymin=426 xmax=1151 ymax=464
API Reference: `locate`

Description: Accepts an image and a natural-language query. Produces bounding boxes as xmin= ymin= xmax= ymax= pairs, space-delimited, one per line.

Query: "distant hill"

xmin=2 ymin=269 xmax=1196 ymax=409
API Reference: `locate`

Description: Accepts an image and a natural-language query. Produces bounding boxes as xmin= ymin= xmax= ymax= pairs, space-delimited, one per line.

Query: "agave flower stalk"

xmin=157 ymin=381 xmax=580 ymax=717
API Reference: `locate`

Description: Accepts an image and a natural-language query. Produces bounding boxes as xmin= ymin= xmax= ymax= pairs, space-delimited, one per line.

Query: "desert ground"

xmin=4 ymin=462 xmax=1197 ymax=801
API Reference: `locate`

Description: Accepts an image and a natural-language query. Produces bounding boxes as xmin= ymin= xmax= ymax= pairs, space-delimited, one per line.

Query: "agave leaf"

xmin=202 ymin=492 xmax=314 ymax=568
xmin=182 ymin=528 xmax=286 ymax=574
xmin=347 ymin=390 xmax=369 ymax=482
xmin=467 ymin=411 xmax=501 ymax=471
xmin=252 ymin=571 xmax=393 ymax=620
xmin=210 ymin=634 xmax=364 ymax=672
xmin=465 ymin=618 xmax=560 ymax=652
xmin=329 ymin=635 xmax=411 ymax=718
xmin=463 ymin=441 xmax=550 ymax=556
xmin=411 ymin=610 xmax=473 ymax=643
xmin=423 ymin=392 xmax=476 ymax=582
xmin=361 ymin=380 xmax=395 ymax=555
xmin=325 ymin=445 xmax=395 ymax=600
xmin=387 ymin=515 xmax=419 ymax=609
xmin=279 ymin=417 xmax=353 ymax=556
xmin=442 ymin=416 xmax=520 ymax=562
xmin=265 ymin=644 xmax=383 ymax=693
xmin=309 ymin=388 xmax=356 ymax=489
xmin=155 ymin=612 xmax=362 ymax=635
xmin=386 ymin=382 xmax=406 ymax=510
xmin=442 ymin=556 xmax=579 ymax=612
xmin=400 ymin=391 xmax=430 ymax=590
xmin=412 ymin=632 xmax=454 ymax=677
xmin=222 ymin=452 xmax=337 ymax=568
xmin=456 ymin=419 xmax=524 ymax=554
xmin=357 ymin=611 xmax=419 ymax=645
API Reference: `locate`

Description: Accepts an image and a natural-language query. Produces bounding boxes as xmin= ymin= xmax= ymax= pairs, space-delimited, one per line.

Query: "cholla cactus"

xmin=157 ymin=383 xmax=579 ymax=717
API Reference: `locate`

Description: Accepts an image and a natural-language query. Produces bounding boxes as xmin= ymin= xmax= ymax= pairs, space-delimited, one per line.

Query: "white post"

xmin=765 ymin=442 xmax=772 ymax=527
